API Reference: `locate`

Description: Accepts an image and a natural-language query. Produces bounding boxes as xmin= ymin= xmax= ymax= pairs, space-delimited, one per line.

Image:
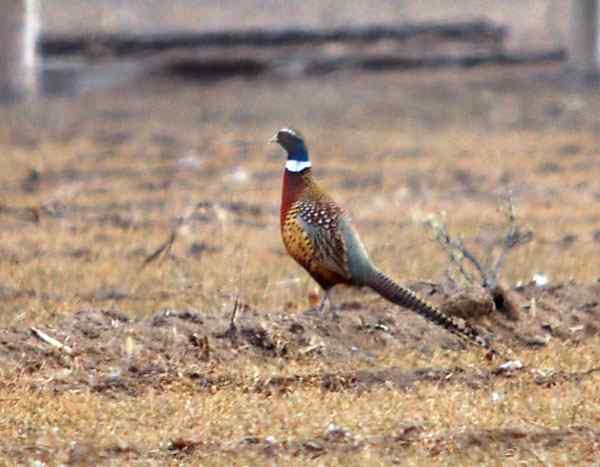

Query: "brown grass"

xmin=1 ymin=63 xmax=600 ymax=465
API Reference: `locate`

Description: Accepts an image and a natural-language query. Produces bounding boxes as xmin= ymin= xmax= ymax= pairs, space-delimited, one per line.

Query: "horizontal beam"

xmin=40 ymin=20 xmax=506 ymax=57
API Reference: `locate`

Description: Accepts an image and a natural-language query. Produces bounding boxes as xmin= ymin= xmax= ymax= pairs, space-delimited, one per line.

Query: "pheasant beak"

xmin=268 ymin=134 xmax=278 ymax=144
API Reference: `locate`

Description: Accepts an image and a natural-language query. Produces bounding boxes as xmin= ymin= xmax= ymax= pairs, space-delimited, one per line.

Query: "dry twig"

xmin=425 ymin=193 xmax=532 ymax=289
xmin=141 ymin=201 xmax=213 ymax=268
xmin=30 ymin=327 xmax=73 ymax=355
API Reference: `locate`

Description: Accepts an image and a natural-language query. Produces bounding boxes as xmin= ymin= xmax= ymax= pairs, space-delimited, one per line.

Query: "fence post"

xmin=0 ymin=0 xmax=39 ymax=101
xmin=567 ymin=0 xmax=599 ymax=76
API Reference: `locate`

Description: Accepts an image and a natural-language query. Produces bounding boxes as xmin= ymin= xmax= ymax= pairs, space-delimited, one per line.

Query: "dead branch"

xmin=214 ymin=295 xmax=241 ymax=341
xmin=141 ymin=201 xmax=212 ymax=269
xmin=141 ymin=226 xmax=179 ymax=268
xmin=425 ymin=193 xmax=533 ymax=290
xmin=30 ymin=327 xmax=73 ymax=355
xmin=492 ymin=194 xmax=534 ymax=285
xmin=228 ymin=296 xmax=240 ymax=335
xmin=425 ymin=215 xmax=485 ymax=286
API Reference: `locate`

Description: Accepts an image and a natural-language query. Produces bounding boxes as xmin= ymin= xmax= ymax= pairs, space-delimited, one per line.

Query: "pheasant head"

xmin=270 ymin=128 xmax=311 ymax=172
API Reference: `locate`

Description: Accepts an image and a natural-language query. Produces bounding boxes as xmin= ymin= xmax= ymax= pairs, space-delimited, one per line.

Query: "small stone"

xmin=303 ymin=440 xmax=324 ymax=451
xmin=498 ymin=360 xmax=523 ymax=371
xmin=523 ymin=335 xmax=550 ymax=347
xmin=532 ymin=273 xmax=548 ymax=287
xmin=225 ymin=166 xmax=250 ymax=185
xmin=326 ymin=423 xmax=351 ymax=439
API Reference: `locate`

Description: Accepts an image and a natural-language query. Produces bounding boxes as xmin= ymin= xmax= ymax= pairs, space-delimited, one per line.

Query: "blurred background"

xmin=1 ymin=0 xmax=598 ymax=101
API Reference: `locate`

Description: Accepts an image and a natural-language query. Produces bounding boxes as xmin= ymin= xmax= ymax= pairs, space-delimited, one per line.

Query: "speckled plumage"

xmin=281 ymin=170 xmax=353 ymax=288
xmin=272 ymin=128 xmax=500 ymax=357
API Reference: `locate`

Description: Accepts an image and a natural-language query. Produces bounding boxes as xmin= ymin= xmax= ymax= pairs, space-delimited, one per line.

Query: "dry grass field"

xmin=1 ymin=62 xmax=600 ymax=465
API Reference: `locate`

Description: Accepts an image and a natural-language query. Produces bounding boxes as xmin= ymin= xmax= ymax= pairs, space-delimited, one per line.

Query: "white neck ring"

xmin=285 ymin=160 xmax=311 ymax=172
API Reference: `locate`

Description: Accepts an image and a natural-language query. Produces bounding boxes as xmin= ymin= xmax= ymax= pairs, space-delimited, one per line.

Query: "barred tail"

xmin=366 ymin=269 xmax=499 ymax=356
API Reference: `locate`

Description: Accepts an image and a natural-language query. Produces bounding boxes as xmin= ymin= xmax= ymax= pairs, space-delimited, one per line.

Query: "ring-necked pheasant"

xmin=271 ymin=128 xmax=499 ymax=356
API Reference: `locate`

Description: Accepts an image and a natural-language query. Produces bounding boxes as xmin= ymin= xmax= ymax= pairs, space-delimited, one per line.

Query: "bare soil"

xmin=2 ymin=279 xmax=600 ymax=396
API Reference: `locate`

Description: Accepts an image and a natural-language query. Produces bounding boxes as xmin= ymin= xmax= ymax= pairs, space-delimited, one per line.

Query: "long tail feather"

xmin=367 ymin=269 xmax=500 ymax=356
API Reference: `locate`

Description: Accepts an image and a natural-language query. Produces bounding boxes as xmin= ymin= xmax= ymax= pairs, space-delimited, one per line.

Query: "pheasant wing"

xmin=297 ymin=202 xmax=351 ymax=280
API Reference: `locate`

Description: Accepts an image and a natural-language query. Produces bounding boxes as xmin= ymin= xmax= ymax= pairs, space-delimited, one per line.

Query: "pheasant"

xmin=270 ymin=128 xmax=499 ymax=356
